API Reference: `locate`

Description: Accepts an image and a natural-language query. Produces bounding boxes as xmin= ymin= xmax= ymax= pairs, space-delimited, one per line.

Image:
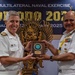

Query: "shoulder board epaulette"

xmin=0 ymin=32 xmax=7 ymax=36
xmin=67 ymin=29 xmax=75 ymax=37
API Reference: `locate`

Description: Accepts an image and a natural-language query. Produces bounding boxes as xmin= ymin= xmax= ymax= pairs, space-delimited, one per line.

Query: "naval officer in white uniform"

xmin=41 ymin=11 xmax=75 ymax=75
xmin=0 ymin=11 xmax=34 ymax=75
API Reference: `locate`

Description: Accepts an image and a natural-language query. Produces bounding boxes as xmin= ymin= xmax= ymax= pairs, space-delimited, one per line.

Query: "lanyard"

xmin=59 ymin=36 xmax=70 ymax=50
xmin=58 ymin=37 xmax=67 ymax=53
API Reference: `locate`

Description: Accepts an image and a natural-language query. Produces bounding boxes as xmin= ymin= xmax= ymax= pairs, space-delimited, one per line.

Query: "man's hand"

xmin=23 ymin=53 xmax=36 ymax=60
xmin=36 ymin=54 xmax=50 ymax=60
xmin=25 ymin=41 xmax=32 ymax=51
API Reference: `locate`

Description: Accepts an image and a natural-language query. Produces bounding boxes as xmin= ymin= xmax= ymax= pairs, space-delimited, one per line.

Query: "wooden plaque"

xmin=31 ymin=41 xmax=45 ymax=57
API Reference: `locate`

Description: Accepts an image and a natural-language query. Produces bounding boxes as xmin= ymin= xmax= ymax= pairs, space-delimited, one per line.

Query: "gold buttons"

xmin=64 ymin=48 xmax=67 ymax=53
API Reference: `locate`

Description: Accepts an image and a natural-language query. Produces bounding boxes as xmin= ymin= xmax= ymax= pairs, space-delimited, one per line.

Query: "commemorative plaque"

xmin=31 ymin=41 xmax=45 ymax=57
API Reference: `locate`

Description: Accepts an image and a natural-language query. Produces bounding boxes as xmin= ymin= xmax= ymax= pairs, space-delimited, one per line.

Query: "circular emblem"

xmin=34 ymin=43 xmax=42 ymax=50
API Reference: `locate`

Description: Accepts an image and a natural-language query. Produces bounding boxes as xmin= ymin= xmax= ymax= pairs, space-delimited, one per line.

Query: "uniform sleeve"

xmin=68 ymin=34 xmax=75 ymax=53
xmin=0 ymin=37 xmax=9 ymax=57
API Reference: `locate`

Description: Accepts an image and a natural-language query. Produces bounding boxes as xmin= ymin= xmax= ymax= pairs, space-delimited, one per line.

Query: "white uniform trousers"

xmin=58 ymin=69 xmax=75 ymax=75
xmin=0 ymin=70 xmax=19 ymax=75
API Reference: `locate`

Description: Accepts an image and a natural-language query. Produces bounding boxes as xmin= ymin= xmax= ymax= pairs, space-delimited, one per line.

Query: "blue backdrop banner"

xmin=0 ymin=0 xmax=75 ymax=34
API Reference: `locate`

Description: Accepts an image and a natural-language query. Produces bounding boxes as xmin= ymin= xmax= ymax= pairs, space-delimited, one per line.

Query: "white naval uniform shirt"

xmin=0 ymin=28 xmax=24 ymax=71
xmin=58 ymin=30 xmax=75 ymax=70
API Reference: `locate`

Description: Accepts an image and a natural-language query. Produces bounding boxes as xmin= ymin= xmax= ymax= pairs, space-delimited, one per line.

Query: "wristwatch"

xmin=24 ymin=49 xmax=28 ymax=52
xmin=50 ymin=56 xmax=53 ymax=61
